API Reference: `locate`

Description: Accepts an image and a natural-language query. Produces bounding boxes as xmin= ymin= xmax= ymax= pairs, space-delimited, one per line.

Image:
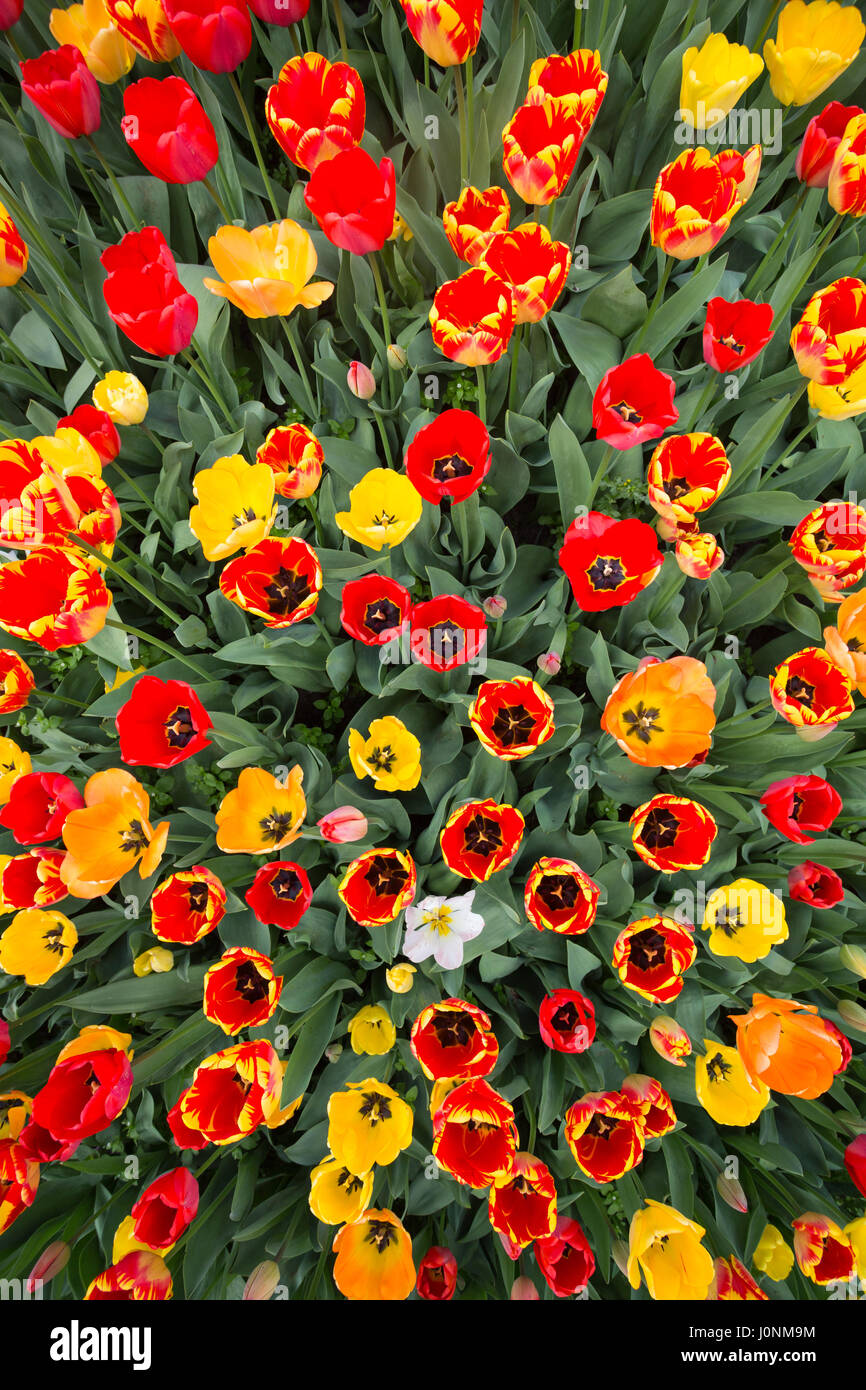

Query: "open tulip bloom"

xmin=0 ymin=0 xmax=865 ymax=1323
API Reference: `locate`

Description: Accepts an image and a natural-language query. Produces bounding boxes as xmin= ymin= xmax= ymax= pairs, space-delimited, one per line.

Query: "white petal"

xmin=402 ymin=926 xmax=434 ymax=963
xmin=433 ymin=933 xmax=465 ymax=970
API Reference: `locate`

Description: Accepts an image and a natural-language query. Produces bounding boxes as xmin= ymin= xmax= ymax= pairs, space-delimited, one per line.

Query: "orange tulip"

xmin=731 ymin=993 xmax=845 ymax=1098
xmin=601 ymin=655 xmax=717 ymax=768
xmin=60 ymin=769 xmax=169 ymax=899
xmin=332 ymin=1208 xmax=416 ymax=1301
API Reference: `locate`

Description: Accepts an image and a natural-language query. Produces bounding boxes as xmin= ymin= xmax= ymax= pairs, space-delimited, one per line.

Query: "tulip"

xmin=844 ymin=1134 xmax=866 ymax=1195
xmin=0 ymin=201 xmax=28 ymax=288
xmin=162 ymin=0 xmax=251 ymax=73
xmin=266 ymin=52 xmax=365 ymax=172
xmin=49 ymin=0 xmax=135 ymax=83
xmin=305 ymin=148 xmax=396 ymax=255
xmin=627 ymin=1200 xmax=715 ymax=1300
xmin=502 ymin=97 xmax=587 ymax=205
xmin=797 ymin=101 xmax=864 ymax=186
xmin=243 ymin=1260 xmax=281 ymax=1300
xmin=133 ymin=946 xmax=174 ymax=976
xmin=204 ymin=221 xmax=333 ymax=319
xmin=482 ymin=594 xmax=507 ymax=618
xmin=430 ymin=266 xmax=515 ymax=366
xmin=386 ymin=344 xmax=407 ymax=369
xmin=764 ymin=1 xmax=865 ymax=107
xmin=840 ymin=943 xmax=866 ymax=977
xmin=649 ymin=1015 xmax=692 ymax=1066
xmin=537 ymin=651 xmax=561 ymax=676
xmin=122 ymin=76 xmax=218 ymax=184
xmin=20 ymin=45 xmax=101 ymax=139
xmin=26 ymin=1240 xmax=71 ymax=1293
xmin=443 ymin=185 xmax=511 ymax=266
xmin=398 ymin=0 xmax=483 ymax=68
xmin=0 ymin=0 xmax=22 ymax=28
xmin=347 ymin=361 xmax=376 ymax=400
xmin=93 ymin=371 xmax=148 ymax=425
xmin=385 ymin=963 xmax=416 ymax=993
xmin=679 ymin=33 xmax=764 ymax=129
xmin=249 ymin=0 xmax=309 ymax=21
xmin=317 ymin=806 xmax=368 ymax=843
xmin=101 ymin=226 xmax=198 ymax=358
xmin=717 ymin=1172 xmax=748 ymax=1213
xmin=829 ymin=112 xmax=866 ymax=216
xmin=104 ymin=0 xmax=180 ymax=61
xmin=838 ymin=999 xmax=866 ymax=1032
xmin=651 ymin=147 xmax=743 ymax=260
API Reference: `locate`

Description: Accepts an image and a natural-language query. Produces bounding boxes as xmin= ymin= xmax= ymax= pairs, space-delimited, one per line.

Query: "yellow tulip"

xmin=204 ymin=220 xmax=334 ymax=320
xmin=845 ymin=1214 xmax=866 ymax=1279
xmin=50 ymin=0 xmax=135 ymax=83
xmin=133 ymin=946 xmax=174 ymax=977
xmin=335 ymin=468 xmax=423 ymax=551
xmin=702 ymin=877 xmax=788 ymax=962
xmin=386 ymin=963 xmax=416 ymax=993
xmin=309 ymin=1156 xmax=374 ymax=1226
xmin=215 ymin=766 xmax=306 ymax=855
xmin=347 ymin=1005 xmax=397 ymax=1056
xmin=627 ymin=1199 xmax=715 ymax=1300
xmin=327 ymin=1079 xmax=413 ymax=1176
xmin=92 ymin=371 xmax=148 ymax=425
xmin=764 ymin=1 xmax=865 ymax=107
xmin=348 ymin=716 xmax=422 ymax=793
xmin=679 ymin=33 xmax=764 ymax=128
xmin=0 ymin=909 xmax=77 ymax=986
xmin=695 ymin=1039 xmax=770 ymax=1125
xmin=0 ymin=736 xmax=31 ymax=807
xmin=189 ymin=454 xmax=277 ymax=563
xmin=752 ymin=1224 xmax=795 ymax=1281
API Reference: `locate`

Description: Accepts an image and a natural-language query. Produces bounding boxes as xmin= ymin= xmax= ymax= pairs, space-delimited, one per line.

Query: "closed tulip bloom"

xmin=131 ymin=1168 xmax=198 ymax=1250
xmin=628 ymin=1200 xmax=714 ymax=1300
xmin=0 ymin=0 xmax=22 ymax=25
xmin=764 ymin=1 xmax=865 ymax=107
xmin=797 ymin=101 xmax=863 ymax=186
xmin=752 ymin=1224 xmax=795 ymax=1280
xmin=204 ymin=220 xmax=333 ymax=319
xmin=249 ymin=0 xmax=308 ymax=21
xmin=305 ymin=148 xmax=396 ymax=255
xmin=49 ymin=0 xmax=135 ymax=83
xmin=829 ymin=112 xmax=866 ymax=216
xmin=335 ymin=468 xmax=423 ymax=551
xmin=20 ymin=44 xmax=101 ymax=139
xmin=526 ymin=49 xmax=608 ymax=127
xmin=731 ymin=992 xmax=845 ymax=1098
xmin=443 ymin=185 xmax=511 ymax=266
xmin=105 ymin=0 xmax=180 ymax=61
xmin=266 ymin=53 xmax=365 ymax=172
xmin=695 ymin=1039 xmax=770 ymax=1125
xmin=649 ymin=1015 xmax=692 ymax=1067
xmin=0 ymin=201 xmax=27 ymax=287
xmin=710 ymin=1255 xmax=768 ymax=1301
xmin=332 ymin=1208 xmax=416 ymax=1301
xmin=101 ymin=226 xmax=198 ymax=357
xmin=162 ymin=0 xmax=251 ymax=73
xmin=416 ymin=1246 xmax=458 ymax=1301
xmin=347 ymin=360 xmax=376 ymax=400
xmin=502 ymin=97 xmax=587 ymax=205
xmin=679 ymin=33 xmax=764 ymax=129
xmin=256 ymin=423 xmax=323 ymax=499
xmin=651 ymin=147 xmax=743 ymax=259
xmin=398 ymin=0 xmax=482 ymax=67
xmin=430 ymin=266 xmax=515 ymax=366
xmin=122 ymin=77 xmax=218 ymax=183
xmin=93 ymin=371 xmax=148 ymax=424
xmin=480 ymin=222 xmax=571 ymax=324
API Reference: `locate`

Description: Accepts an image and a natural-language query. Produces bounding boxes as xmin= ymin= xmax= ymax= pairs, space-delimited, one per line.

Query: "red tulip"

xmin=761 ymin=775 xmax=843 ymax=844
xmin=592 ymin=353 xmax=678 ymax=449
xmin=20 ymin=45 xmax=100 ymax=140
xmin=0 ymin=1 xmax=23 ymax=29
xmin=416 ymin=1246 xmax=458 ymax=1301
xmin=101 ymin=226 xmax=199 ymax=357
xmin=115 ymin=675 xmax=213 ymax=768
xmin=122 ymin=76 xmax=218 ymax=185
xmin=162 ymin=0 xmax=251 ymax=73
xmin=56 ymin=405 xmax=120 ymax=464
xmin=844 ymin=1134 xmax=866 ymax=1196
xmin=787 ymin=861 xmax=844 ymax=908
xmin=703 ymin=296 xmax=774 ymax=372
xmin=249 ymin=0 xmax=309 ymax=21
xmin=305 ymin=148 xmax=396 ymax=255
xmin=796 ymin=101 xmax=863 ymax=188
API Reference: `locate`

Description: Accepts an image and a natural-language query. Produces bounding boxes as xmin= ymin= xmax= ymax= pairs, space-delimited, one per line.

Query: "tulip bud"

xmin=385 ymin=963 xmax=417 ymax=994
xmin=133 ymin=947 xmax=174 ymax=977
xmin=347 ymin=360 xmax=376 ymax=400
xmin=27 ymin=1240 xmax=70 ymax=1292
xmin=325 ymin=1043 xmax=343 ymax=1063
xmin=92 ymin=371 xmax=148 ymax=425
xmin=649 ymin=1015 xmax=691 ymax=1066
xmin=317 ymin=806 xmax=368 ymax=843
xmin=611 ymin=1239 xmax=630 ymax=1278
xmin=537 ymin=651 xmax=561 ymax=676
xmin=675 ymin=531 xmax=724 ymax=579
xmin=387 ymin=343 xmax=407 ymax=369
xmin=510 ymin=1275 xmax=539 ymax=1300
xmin=838 ymin=1000 xmax=866 ymax=1033
xmin=840 ymin=945 xmax=866 ymax=979
xmin=482 ymin=594 xmax=507 ymax=619
xmin=243 ymin=1261 xmax=281 ymax=1301
xmin=716 ymin=1171 xmax=748 ymax=1213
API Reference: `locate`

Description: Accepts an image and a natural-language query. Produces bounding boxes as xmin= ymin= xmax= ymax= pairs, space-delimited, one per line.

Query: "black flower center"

xmin=490 ymin=704 xmax=536 ymax=746
xmin=718 ymin=333 xmax=744 ymax=355
xmin=431 ymin=1010 xmax=475 ymax=1048
xmin=359 ymin=1091 xmax=392 ymax=1125
xmin=640 ymin=807 xmax=680 ymax=849
xmin=551 ymin=1001 xmax=579 ymax=1032
xmin=463 ymin=812 xmax=502 ymax=857
xmin=164 ymin=705 xmax=196 ymax=748
xmin=713 ymin=906 xmax=741 ymax=937
xmin=706 ymin=1052 xmax=733 ymax=1083
xmin=536 ymin=874 xmax=579 ymax=911
xmin=263 ymin=566 xmax=310 ymax=616
xmin=611 ymin=400 xmax=642 ymax=424
xmin=585 ymin=1113 xmax=619 ymax=1140
xmin=628 ymin=927 xmax=667 ymax=971
xmin=368 ymin=744 xmax=395 ymax=773
xmin=234 ymin=961 xmax=269 ymax=1003
xmin=621 ymin=701 xmax=663 ymax=744
xmin=363 ymin=599 xmax=400 ymax=635
xmin=188 ymin=882 xmax=209 ymax=913
xmin=364 ymin=855 xmax=409 ymax=898
xmin=432 ymin=452 xmax=473 ymax=482
xmin=785 ymin=675 xmax=815 ymax=708
xmin=429 ymin=621 xmax=465 ymax=662
xmin=365 ymin=1219 xmax=398 ymax=1252
xmin=587 ymin=555 xmax=626 ymax=590
xmin=120 ymin=819 xmax=148 ymax=854
xmin=271 ymin=867 xmax=301 ymax=900
xmin=665 ymin=476 xmax=691 ymax=500
xmin=259 ymin=809 xmax=295 ymax=843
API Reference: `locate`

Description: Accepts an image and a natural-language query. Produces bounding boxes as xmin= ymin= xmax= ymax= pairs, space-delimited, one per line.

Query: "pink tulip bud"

xmin=325 ymin=1043 xmax=343 ymax=1062
xmin=243 ymin=1261 xmax=281 ymax=1301
xmin=716 ymin=1172 xmax=748 ymax=1213
xmin=537 ymin=651 xmax=561 ymax=676
xmin=27 ymin=1240 xmax=70 ymax=1292
xmin=510 ymin=1275 xmax=540 ymax=1300
xmin=347 ymin=360 xmax=376 ymax=400
xmin=318 ymin=806 xmax=368 ymax=843
xmin=482 ymin=594 xmax=507 ymax=619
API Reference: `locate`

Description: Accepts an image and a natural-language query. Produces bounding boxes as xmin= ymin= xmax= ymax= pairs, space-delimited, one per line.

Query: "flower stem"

xmin=475 ymin=366 xmax=487 ymax=425
xmin=372 ymin=408 xmax=395 ymax=468
xmin=181 ymin=343 xmax=235 ymax=429
xmin=312 ymin=613 xmax=335 ymax=648
xmin=279 ymin=316 xmax=317 ymax=419
xmin=755 ymin=0 xmax=784 ymax=49
xmin=630 ymin=256 xmax=673 ymax=352
xmin=330 ymin=0 xmax=348 ymax=61
xmin=588 ymin=443 xmax=616 ymax=505
xmin=572 ymin=0 xmax=581 ymax=47
xmin=75 ymin=538 xmax=191 ymax=628
xmin=305 ymin=494 xmax=324 ymax=545
xmin=84 ymin=135 xmax=142 ymax=231
xmin=453 ymin=64 xmax=468 ymax=188
xmin=744 ymin=186 xmax=807 ymax=297
xmin=507 ymin=322 xmax=523 ymax=414
xmin=369 ymin=250 xmax=392 ymax=406
xmin=203 ymin=175 xmax=232 ymax=223
xmin=228 ymin=70 xmax=282 ymax=222
xmin=105 ymin=619 xmax=215 ymax=682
